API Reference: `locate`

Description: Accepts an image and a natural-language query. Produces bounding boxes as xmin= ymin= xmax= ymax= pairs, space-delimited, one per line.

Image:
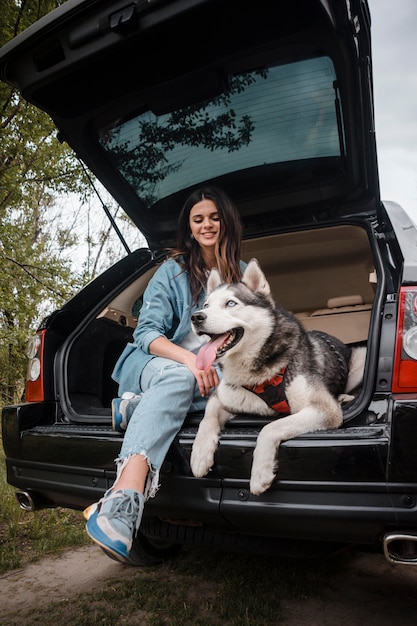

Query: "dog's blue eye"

xmin=226 ymin=300 xmax=237 ymax=307
xmin=203 ymin=302 xmax=208 ymax=309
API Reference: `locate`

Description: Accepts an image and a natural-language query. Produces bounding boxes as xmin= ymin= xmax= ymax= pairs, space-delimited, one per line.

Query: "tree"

xmin=0 ymin=1 xmax=92 ymax=404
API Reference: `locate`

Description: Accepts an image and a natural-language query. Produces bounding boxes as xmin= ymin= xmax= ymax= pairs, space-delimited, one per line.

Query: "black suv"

xmin=2 ymin=0 xmax=417 ymax=566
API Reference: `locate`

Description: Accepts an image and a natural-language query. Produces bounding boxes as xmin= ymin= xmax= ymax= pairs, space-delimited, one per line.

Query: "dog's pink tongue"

xmin=196 ymin=334 xmax=227 ymax=370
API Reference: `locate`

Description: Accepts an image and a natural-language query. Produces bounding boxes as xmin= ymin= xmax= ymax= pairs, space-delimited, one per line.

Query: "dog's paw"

xmin=338 ymin=393 xmax=355 ymax=404
xmin=250 ymin=464 xmax=277 ymax=495
xmin=190 ymin=439 xmax=217 ymax=478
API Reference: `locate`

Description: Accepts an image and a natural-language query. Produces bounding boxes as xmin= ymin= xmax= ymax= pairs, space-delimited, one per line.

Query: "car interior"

xmin=65 ymin=223 xmax=375 ymax=419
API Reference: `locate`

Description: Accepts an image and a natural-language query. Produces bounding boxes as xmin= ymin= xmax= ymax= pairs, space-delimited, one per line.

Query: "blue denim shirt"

xmin=112 ymin=258 xmax=246 ymax=396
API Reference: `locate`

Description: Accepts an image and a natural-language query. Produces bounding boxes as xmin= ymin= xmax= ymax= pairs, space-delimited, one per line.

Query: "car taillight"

xmin=392 ymin=287 xmax=417 ymax=393
xmin=25 ymin=329 xmax=46 ymax=402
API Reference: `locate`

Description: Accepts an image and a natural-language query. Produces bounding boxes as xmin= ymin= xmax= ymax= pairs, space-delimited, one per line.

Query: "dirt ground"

xmin=1 ymin=544 xmax=417 ymax=625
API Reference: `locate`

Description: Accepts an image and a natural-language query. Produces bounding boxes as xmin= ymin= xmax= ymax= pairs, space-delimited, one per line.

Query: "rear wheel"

xmin=127 ymin=530 xmax=182 ymax=566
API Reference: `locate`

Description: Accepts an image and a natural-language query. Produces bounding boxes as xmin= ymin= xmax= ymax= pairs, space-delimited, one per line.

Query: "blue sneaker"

xmin=112 ymin=392 xmax=143 ymax=432
xmin=85 ymin=489 xmax=144 ymax=563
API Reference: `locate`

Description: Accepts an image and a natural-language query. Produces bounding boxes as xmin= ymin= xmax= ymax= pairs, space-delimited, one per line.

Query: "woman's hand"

xmin=149 ymin=336 xmax=219 ymax=397
xmin=187 ymin=357 xmax=220 ymax=397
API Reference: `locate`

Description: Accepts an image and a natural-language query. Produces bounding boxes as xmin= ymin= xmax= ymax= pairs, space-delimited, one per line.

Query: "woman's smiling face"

xmin=189 ymin=199 xmax=221 ymax=253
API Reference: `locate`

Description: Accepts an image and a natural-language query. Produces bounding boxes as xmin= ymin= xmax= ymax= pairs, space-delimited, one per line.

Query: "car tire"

xmin=127 ymin=530 xmax=182 ymax=566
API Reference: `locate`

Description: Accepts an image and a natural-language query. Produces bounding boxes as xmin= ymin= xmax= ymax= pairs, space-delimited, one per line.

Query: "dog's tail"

xmin=344 ymin=346 xmax=367 ymax=393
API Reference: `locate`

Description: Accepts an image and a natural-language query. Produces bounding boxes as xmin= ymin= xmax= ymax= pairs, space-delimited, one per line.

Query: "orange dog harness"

xmin=243 ymin=368 xmax=290 ymax=414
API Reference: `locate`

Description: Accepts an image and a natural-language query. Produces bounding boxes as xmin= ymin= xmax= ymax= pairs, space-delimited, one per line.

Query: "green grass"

xmin=0 ymin=442 xmax=89 ymax=574
xmin=4 ymin=544 xmax=355 ymax=626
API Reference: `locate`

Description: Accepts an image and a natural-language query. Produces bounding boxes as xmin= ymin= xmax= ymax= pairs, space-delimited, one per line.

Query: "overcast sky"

xmin=369 ymin=0 xmax=417 ymax=224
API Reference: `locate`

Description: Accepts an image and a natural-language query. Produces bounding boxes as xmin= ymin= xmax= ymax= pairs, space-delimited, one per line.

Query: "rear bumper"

xmin=3 ymin=399 xmax=417 ymax=547
xmin=6 ymin=455 xmax=417 ymax=545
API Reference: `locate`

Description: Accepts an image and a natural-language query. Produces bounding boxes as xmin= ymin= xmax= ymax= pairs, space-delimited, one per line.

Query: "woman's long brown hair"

xmin=169 ymin=187 xmax=243 ymax=303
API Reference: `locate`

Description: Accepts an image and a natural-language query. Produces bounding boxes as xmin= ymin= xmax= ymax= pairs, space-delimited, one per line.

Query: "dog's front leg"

xmin=250 ymin=421 xmax=282 ymax=496
xmin=250 ymin=403 xmax=342 ymax=495
xmin=190 ymin=393 xmax=232 ymax=478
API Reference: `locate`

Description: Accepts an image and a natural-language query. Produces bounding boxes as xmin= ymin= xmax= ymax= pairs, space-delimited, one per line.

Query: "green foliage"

xmin=0 ymin=1 xmax=91 ymax=404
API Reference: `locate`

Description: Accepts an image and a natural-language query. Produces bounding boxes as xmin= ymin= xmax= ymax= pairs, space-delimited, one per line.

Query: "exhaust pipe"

xmin=15 ymin=490 xmax=50 ymax=512
xmin=383 ymin=532 xmax=417 ymax=565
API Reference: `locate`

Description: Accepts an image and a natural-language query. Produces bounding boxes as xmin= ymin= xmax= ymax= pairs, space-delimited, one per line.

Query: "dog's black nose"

xmin=191 ymin=311 xmax=206 ymax=324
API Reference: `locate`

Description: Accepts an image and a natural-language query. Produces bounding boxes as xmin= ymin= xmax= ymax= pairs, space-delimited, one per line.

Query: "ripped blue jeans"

xmin=115 ymin=356 xmax=208 ymax=499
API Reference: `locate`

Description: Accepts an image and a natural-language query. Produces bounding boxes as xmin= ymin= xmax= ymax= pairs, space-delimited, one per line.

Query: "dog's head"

xmin=192 ymin=258 xmax=275 ymax=370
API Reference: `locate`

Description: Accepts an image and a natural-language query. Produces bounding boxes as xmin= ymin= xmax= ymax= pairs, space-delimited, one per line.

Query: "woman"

xmin=85 ymin=186 xmax=244 ymax=562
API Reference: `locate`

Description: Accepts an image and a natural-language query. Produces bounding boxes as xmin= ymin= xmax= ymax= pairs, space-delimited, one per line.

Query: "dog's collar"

xmin=243 ymin=367 xmax=290 ymax=414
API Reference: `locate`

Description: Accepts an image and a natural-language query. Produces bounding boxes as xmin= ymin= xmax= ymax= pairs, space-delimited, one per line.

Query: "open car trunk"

xmin=62 ymin=219 xmax=380 ymax=425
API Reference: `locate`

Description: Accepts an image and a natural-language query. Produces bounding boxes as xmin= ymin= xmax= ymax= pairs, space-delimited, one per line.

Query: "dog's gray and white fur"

xmin=190 ymin=258 xmax=366 ymax=495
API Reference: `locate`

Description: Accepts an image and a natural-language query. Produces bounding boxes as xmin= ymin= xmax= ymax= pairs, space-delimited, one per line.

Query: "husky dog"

xmin=190 ymin=258 xmax=366 ymax=495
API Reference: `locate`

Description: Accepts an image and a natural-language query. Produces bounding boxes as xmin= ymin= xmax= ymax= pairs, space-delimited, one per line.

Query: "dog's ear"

xmin=242 ymin=258 xmax=271 ymax=297
xmin=207 ymin=268 xmax=222 ymax=294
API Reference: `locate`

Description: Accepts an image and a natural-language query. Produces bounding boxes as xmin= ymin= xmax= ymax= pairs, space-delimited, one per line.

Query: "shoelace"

xmin=102 ymin=490 xmax=142 ymax=534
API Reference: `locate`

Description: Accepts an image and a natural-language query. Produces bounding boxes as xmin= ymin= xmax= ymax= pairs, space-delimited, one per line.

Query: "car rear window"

xmin=98 ymin=56 xmax=343 ymax=207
